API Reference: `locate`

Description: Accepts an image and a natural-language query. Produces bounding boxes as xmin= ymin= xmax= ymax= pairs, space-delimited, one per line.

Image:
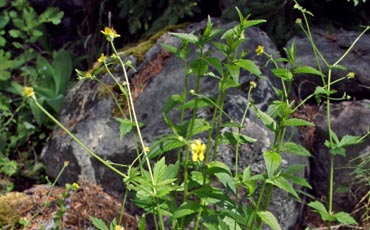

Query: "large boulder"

xmin=288 ymin=27 xmax=370 ymax=101
xmin=310 ymin=100 xmax=370 ymax=213
xmin=42 ymin=19 xmax=307 ymax=229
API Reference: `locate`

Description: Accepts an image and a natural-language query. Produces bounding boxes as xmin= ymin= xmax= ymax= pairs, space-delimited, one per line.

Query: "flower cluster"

xmin=191 ymin=139 xmax=206 ymax=162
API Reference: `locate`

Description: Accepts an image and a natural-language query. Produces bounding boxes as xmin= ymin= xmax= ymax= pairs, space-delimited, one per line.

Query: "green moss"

xmin=121 ymin=23 xmax=188 ymax=62
xmin=0 ymin=192 xmax=32 ymax=228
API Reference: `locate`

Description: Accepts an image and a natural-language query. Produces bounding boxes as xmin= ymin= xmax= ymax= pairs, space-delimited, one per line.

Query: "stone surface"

xmin=287 ymin=27 xmax=370 ymax=101
xmin=310 ymin=100 xmax=370 ymax=213
xmin=42 ymin=19 xmax=307 ymax=229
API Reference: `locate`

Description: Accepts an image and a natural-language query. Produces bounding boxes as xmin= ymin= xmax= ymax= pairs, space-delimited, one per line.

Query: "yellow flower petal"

xmin=97 ymin=53 xmax=107 ymax=63
xmin=23 ymin=86 xmax=35 ymax=98
xmin=190 ymin=139 xmax=206 ymax=162
xmin=101 ymin=27 xmax=121 ymax=41
xmin=255 ymin=45 xmax=264 ymax=56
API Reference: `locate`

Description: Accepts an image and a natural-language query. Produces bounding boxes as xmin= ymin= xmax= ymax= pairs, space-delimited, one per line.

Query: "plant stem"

xmin=32 ymin=98 xmax=127 ymax=179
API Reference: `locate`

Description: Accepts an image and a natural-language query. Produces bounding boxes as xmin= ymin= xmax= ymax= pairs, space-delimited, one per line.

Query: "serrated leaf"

xmin=171 ymin=201 xmax=201 ymax=220
xmin=116 ymin=118 xmax=134 ymax=139
xmin=207 ymin=161 xmax=235 ymax=193
xmin=267 ymin=176 xmax=300 ymax=200
xmin=308 ymin=201 xmax=333 ymax=221
xmin=218 ymin=131 xmax=257 ymax=145
xmin=257 ymin=211 xmax=281 ymax=230
xmin=206 ymin=57 xmax=223 ymax=75
xmin=190 ymin=58 xmax=208 ymax=76
xmin=148 ymin=134 xmax=186 ymax=159
xmin=221 ymin=216 xmax=242 ymax=230
xmin=88 ymin=216 xmax=108 ymax=230
xmin=282 ymin=118 xmax=314 ymax=127
xmin=338 ymin=135 xmax=363 ymax=148
xmin=333 ymin=212 xmax=358 ymax=225
xmin=263 ymin=151 xmax=281 ymax=179
xmin=234 ymin=59 xmax=262 ymax=77
xmin=281 ymin=142 xmax=311 ymax=156
xmin=169 ymin=32 xmax=198 ymax=43
xmin=181 ymin=97 xmax=215 ymax=110
xmin=271 ymin=68 xmax=293 ymax=81
xmin=254 ymin=107 xmax=277 ymax=132
xmin=294 ymin=66 xmax=324 ymax=77
xmin=163 ymin=94 xmax=184 ymax=114
xmin=225 ymin=63 xmax=240 ymax=83
xmin=178 ymin=118 xmax=210 ymax=138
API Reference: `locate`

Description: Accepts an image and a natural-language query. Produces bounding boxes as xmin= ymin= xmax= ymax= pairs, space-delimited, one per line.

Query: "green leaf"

xmin=271 ymin=68 xmax=293 ymax=81
xmin=221 ymin=216 xmax=242 ymax=230
xmin=0 ymin=50 xmax=15 ymax=80
xmin=207 ymin=161 xmax=235 ymax=193
xmin=148 ymin=134 xmax=186 ymax=159
xmin=0 ymin=0 xmax=6 ymax=8
xmin=52 ymin=50 xmax=72 ymax=94
xmin=294 ymin=66 xmax=324 ymax=77
xmin=220 ymin=77 xmax=240 ymax=91
xmin=169 ymin=32 xmax=198 ymax=44
xmin=190 ymin=58 xmax=208 ymax=76
xmin=234 ymin=59 xmax=262 ymax=77
xmin=115 ymin=118 xmax=137 ymax=139
xmin=39 ymin=7 xmax=64 ymax=25
xmin=338 ymin=135 xmax=363 ymax=148
xmin=181 ymin=97 xmax=215 ymax=110
xmin=218 ymin=131 xmax=257 ymax=145
xmin=163 ymin=94 xmax=184 ymax=114
xmin=257 ymin=211 xmax=281 ymax=230
xmin=263 ymin=151 xmax=281 ymax=179
xmin=45 ymin=94 xmax=64 ymax=113
xmin=9 ymin=29 xmax=22 ymax=38
xmin=333 ymin=212 xmax=358 ymax=225
xmin=254 ymin=107 xmax=277 ymax=132
xmin=282 ymin=118 xmax=314 ymax=127
xmin=206 ymin=57 xmax=223 ymax=75
xmin=178 ymin=118 xmax=210 ymax=138
xmin=281 ymin=142 xmax=311 ymax=156
xmin=171 ymin=201 xmax=201 ymax=220
xmin=225 ymin=63 xmax=240 ymax=83
xmin=88 ymin=216 xmax=108 ymax=230
xmin=308 ymin=201 xmax=333 ymax=222
xmin=267 ymin=176 xmax=300 ymax=200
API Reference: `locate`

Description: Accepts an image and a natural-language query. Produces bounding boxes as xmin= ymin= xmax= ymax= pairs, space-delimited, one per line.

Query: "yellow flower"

xmin=255 ymin=45 xmax=264 ymax=56
xmin=295 ymin=18 xmax=302 ymax=24
xmin=347 ymin=72 xmax=355 ymax=79
xmin=23 ymin=86 xmax=35 ymax=98
xmin=114 ymin=225 xmax=124 ymax=230
xmin=101 ymin=27 xmax=121 ymax=41
xmin=191 ymin=139 xmax=206 ymax=162
xmin=72 ymin=183 xmax=80 ymax=190
xmin=250 ymin=81 xmax=257 ymax=89
xmin=97 ymin=53 xmax=107 ymax=63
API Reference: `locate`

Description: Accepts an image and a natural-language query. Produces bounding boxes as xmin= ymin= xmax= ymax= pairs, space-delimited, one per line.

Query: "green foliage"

xmin=116 ymin=0 xmax=199 ymax=36
xmin=0 ymin=0 xmax=73 ymax=192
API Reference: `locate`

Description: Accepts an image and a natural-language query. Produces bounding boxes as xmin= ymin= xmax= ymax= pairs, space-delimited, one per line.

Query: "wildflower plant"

xmin=27 ymin=3 xmax=370 ymax=230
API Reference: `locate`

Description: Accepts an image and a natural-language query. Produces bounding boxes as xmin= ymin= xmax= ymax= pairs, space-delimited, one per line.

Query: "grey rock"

xmin=287 ymin=27 xmax=370 ymax=101
xmin=310 ymin=100 xmax=370 ymax=213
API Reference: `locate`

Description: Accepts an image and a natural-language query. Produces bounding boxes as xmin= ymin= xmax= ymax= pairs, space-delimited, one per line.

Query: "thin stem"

xmin=110 ymin=42 xmax=155 ymax=186
xmin=32 ymin=97 xmax=127 ymax=179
